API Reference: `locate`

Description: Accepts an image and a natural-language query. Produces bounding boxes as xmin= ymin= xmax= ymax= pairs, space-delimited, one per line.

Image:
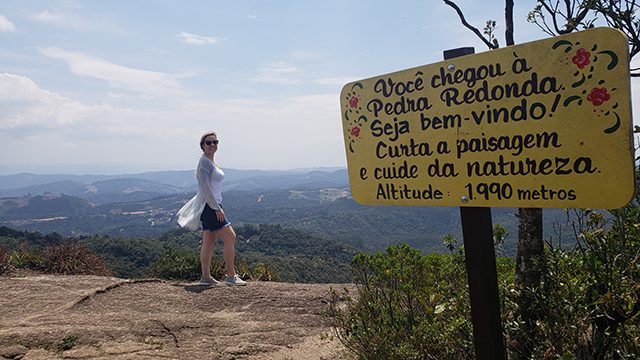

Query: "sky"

xmin=1 ymin=0 xmax=638 ymax=175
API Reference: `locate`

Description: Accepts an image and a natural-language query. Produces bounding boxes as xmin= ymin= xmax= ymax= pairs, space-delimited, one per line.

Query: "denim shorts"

xmin=200 ymin=203 xmax=230 ymax=231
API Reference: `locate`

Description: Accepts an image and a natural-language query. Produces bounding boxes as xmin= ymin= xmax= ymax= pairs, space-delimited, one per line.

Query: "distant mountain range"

xmin=0 ymin=167 xmax=576 ymax=256
xmin=0 ymin=168 xmax=349 ymax=204
xmin=0 ymin=168 xmax=364 ymax=244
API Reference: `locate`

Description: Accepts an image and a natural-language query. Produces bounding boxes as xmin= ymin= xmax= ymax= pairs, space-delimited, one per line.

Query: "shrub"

xmin=9 ymin=249 xmax=45 ymax=271
xmin=147 ymin=247 xmax=203 ymax=280
xmin=42 ymin=243 xmax=113 ymax=276
xmin=0 ymin=245 xmax=10 ymax=275
xmin=522 ymin=207 xmax=640 ymax=359
xmin=58 ymin=335 xmax=78 ymax=352
xmin=329 ymin=244 xmax=477 ymax=359
xmin=235 ymin=258 xmax=252 ymax=280
xmin=252 ymin=262 xmax=280 ymax=281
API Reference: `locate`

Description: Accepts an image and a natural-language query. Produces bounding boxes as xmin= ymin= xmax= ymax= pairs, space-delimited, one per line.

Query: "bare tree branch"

xmin=538 ymin=0 xmax=593 ymax=33
xmin=529 ymin=5 xmax=558 ymax=36
xmin=540 ymin=0 xmax=566 ymax=33
xmin=443 ymin=0 xmax=499 ymax=49
xmin=594 ymin=0 xmax=640 ymax=58
xmin=564 ymin=0 xmax=577 ymax=30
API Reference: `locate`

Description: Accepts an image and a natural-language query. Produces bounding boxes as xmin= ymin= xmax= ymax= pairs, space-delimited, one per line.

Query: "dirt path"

xmin=0 ymin=275 xmax=354 ymax=359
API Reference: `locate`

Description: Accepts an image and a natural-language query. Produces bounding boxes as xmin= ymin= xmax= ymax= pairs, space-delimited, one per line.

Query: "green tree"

xmin=443 ymin=1 xmax=640 ymax=357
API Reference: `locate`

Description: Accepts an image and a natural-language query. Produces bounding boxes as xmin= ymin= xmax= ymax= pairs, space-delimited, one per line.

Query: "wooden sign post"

xmin=446 ymin=46 xmax=506 ymax=359
xmin=340 ymin=28 xmax=634 ymax=359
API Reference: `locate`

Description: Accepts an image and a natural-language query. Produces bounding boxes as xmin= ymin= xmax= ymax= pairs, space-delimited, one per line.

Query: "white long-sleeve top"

xmin=177 ymin=155 xmax=225 ymax=230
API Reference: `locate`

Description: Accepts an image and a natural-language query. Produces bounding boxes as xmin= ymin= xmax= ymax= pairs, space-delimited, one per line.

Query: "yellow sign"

xmin=341 ymin=28 xmax=634 ymax=209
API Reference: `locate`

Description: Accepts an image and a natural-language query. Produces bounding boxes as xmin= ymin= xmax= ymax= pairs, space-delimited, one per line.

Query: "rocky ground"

xmin=0 ymin=275 xmax=355 ymax=359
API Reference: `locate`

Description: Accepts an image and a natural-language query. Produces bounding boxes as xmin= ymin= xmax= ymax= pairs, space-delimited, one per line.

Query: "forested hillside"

xmin=0 ymin=224 xmax=357 ymax=283
xmin=0 ymin=188 xmax=573 ymax=256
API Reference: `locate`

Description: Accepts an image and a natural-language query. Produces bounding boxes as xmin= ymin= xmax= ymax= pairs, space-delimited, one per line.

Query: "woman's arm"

xmin=196 ymin=158 xmax=221 ymax=211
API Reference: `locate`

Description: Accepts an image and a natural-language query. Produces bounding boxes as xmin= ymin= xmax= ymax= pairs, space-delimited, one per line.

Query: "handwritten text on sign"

xmin=341 ymin=28 xmax=634 ymax=209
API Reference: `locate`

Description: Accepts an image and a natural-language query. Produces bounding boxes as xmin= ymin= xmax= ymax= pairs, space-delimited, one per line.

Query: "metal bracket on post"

xmin=444 ymin=47 xmax=507 ymax=360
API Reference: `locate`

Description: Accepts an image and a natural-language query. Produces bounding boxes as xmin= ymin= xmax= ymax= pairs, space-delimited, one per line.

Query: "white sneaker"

xmin=199 ymin=277 xmax=221 ymax=286
xmin=225 ymin=274 xmax=247 ymax=286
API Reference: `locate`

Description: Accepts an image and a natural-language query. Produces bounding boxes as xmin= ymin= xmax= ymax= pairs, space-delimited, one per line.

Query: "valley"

xmin=0 ymin=168 xmax=571 ymax=256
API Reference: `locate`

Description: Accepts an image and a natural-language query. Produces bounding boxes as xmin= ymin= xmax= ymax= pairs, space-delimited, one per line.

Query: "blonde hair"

xmin=199 ymin=131 xmax=218 ymax=150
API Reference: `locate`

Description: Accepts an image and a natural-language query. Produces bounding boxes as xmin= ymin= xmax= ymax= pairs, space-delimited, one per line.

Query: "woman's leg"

xmin=217 ymin=225 xmax=237 ymax=277
xmin=200 ymin=229 xmax=216 ymax=279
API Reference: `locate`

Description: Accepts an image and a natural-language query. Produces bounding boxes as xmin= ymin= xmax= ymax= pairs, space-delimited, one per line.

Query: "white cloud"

xmin=0 ymin=15 xmax=16 ymax=32
xmin=29 ymin=10 xmax=129 ymax=34
xmin=39 ymin=47 xmax=182 ymax=96
xmin=0 ymin=72 xmax=186 ymax=141
xmin=177 ymin=31 xmax=221 ymax=45
xmin=0 ymin=72 xmax=346 ymax=171
xmin=175 ymin=93 xmax=345 ymax=169
xmin=253 ymin=61 xmax=301 ymax=84
xmin=245 ymin=15 xmax=257 ymax=20
xmin=31 ymin=10 xmax=82 ymax=29
xmin=0 ymin=73 xmax=104 ymax=130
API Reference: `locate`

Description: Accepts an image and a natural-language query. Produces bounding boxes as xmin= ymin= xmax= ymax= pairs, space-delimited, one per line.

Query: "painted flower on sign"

xmin=349 ymin=95 xmax=359 ymax=108
xmin=572 ymin=48 xmax=591 ymax=69
xmin=344 ymin=82 xmax=367 ymax=153
xmin=553 ymin=38 xmax=621 ymax=134
xmin=586 ymin=87 xmax=611 ymax=106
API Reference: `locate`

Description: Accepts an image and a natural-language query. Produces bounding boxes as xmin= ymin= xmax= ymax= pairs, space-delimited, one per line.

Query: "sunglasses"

xmin=204 ymin=140 xmax=219 ymax=146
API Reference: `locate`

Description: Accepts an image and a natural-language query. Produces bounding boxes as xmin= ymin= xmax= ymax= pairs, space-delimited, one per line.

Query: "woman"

xmin=177 ymin=131 xmax=247 ymax=286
